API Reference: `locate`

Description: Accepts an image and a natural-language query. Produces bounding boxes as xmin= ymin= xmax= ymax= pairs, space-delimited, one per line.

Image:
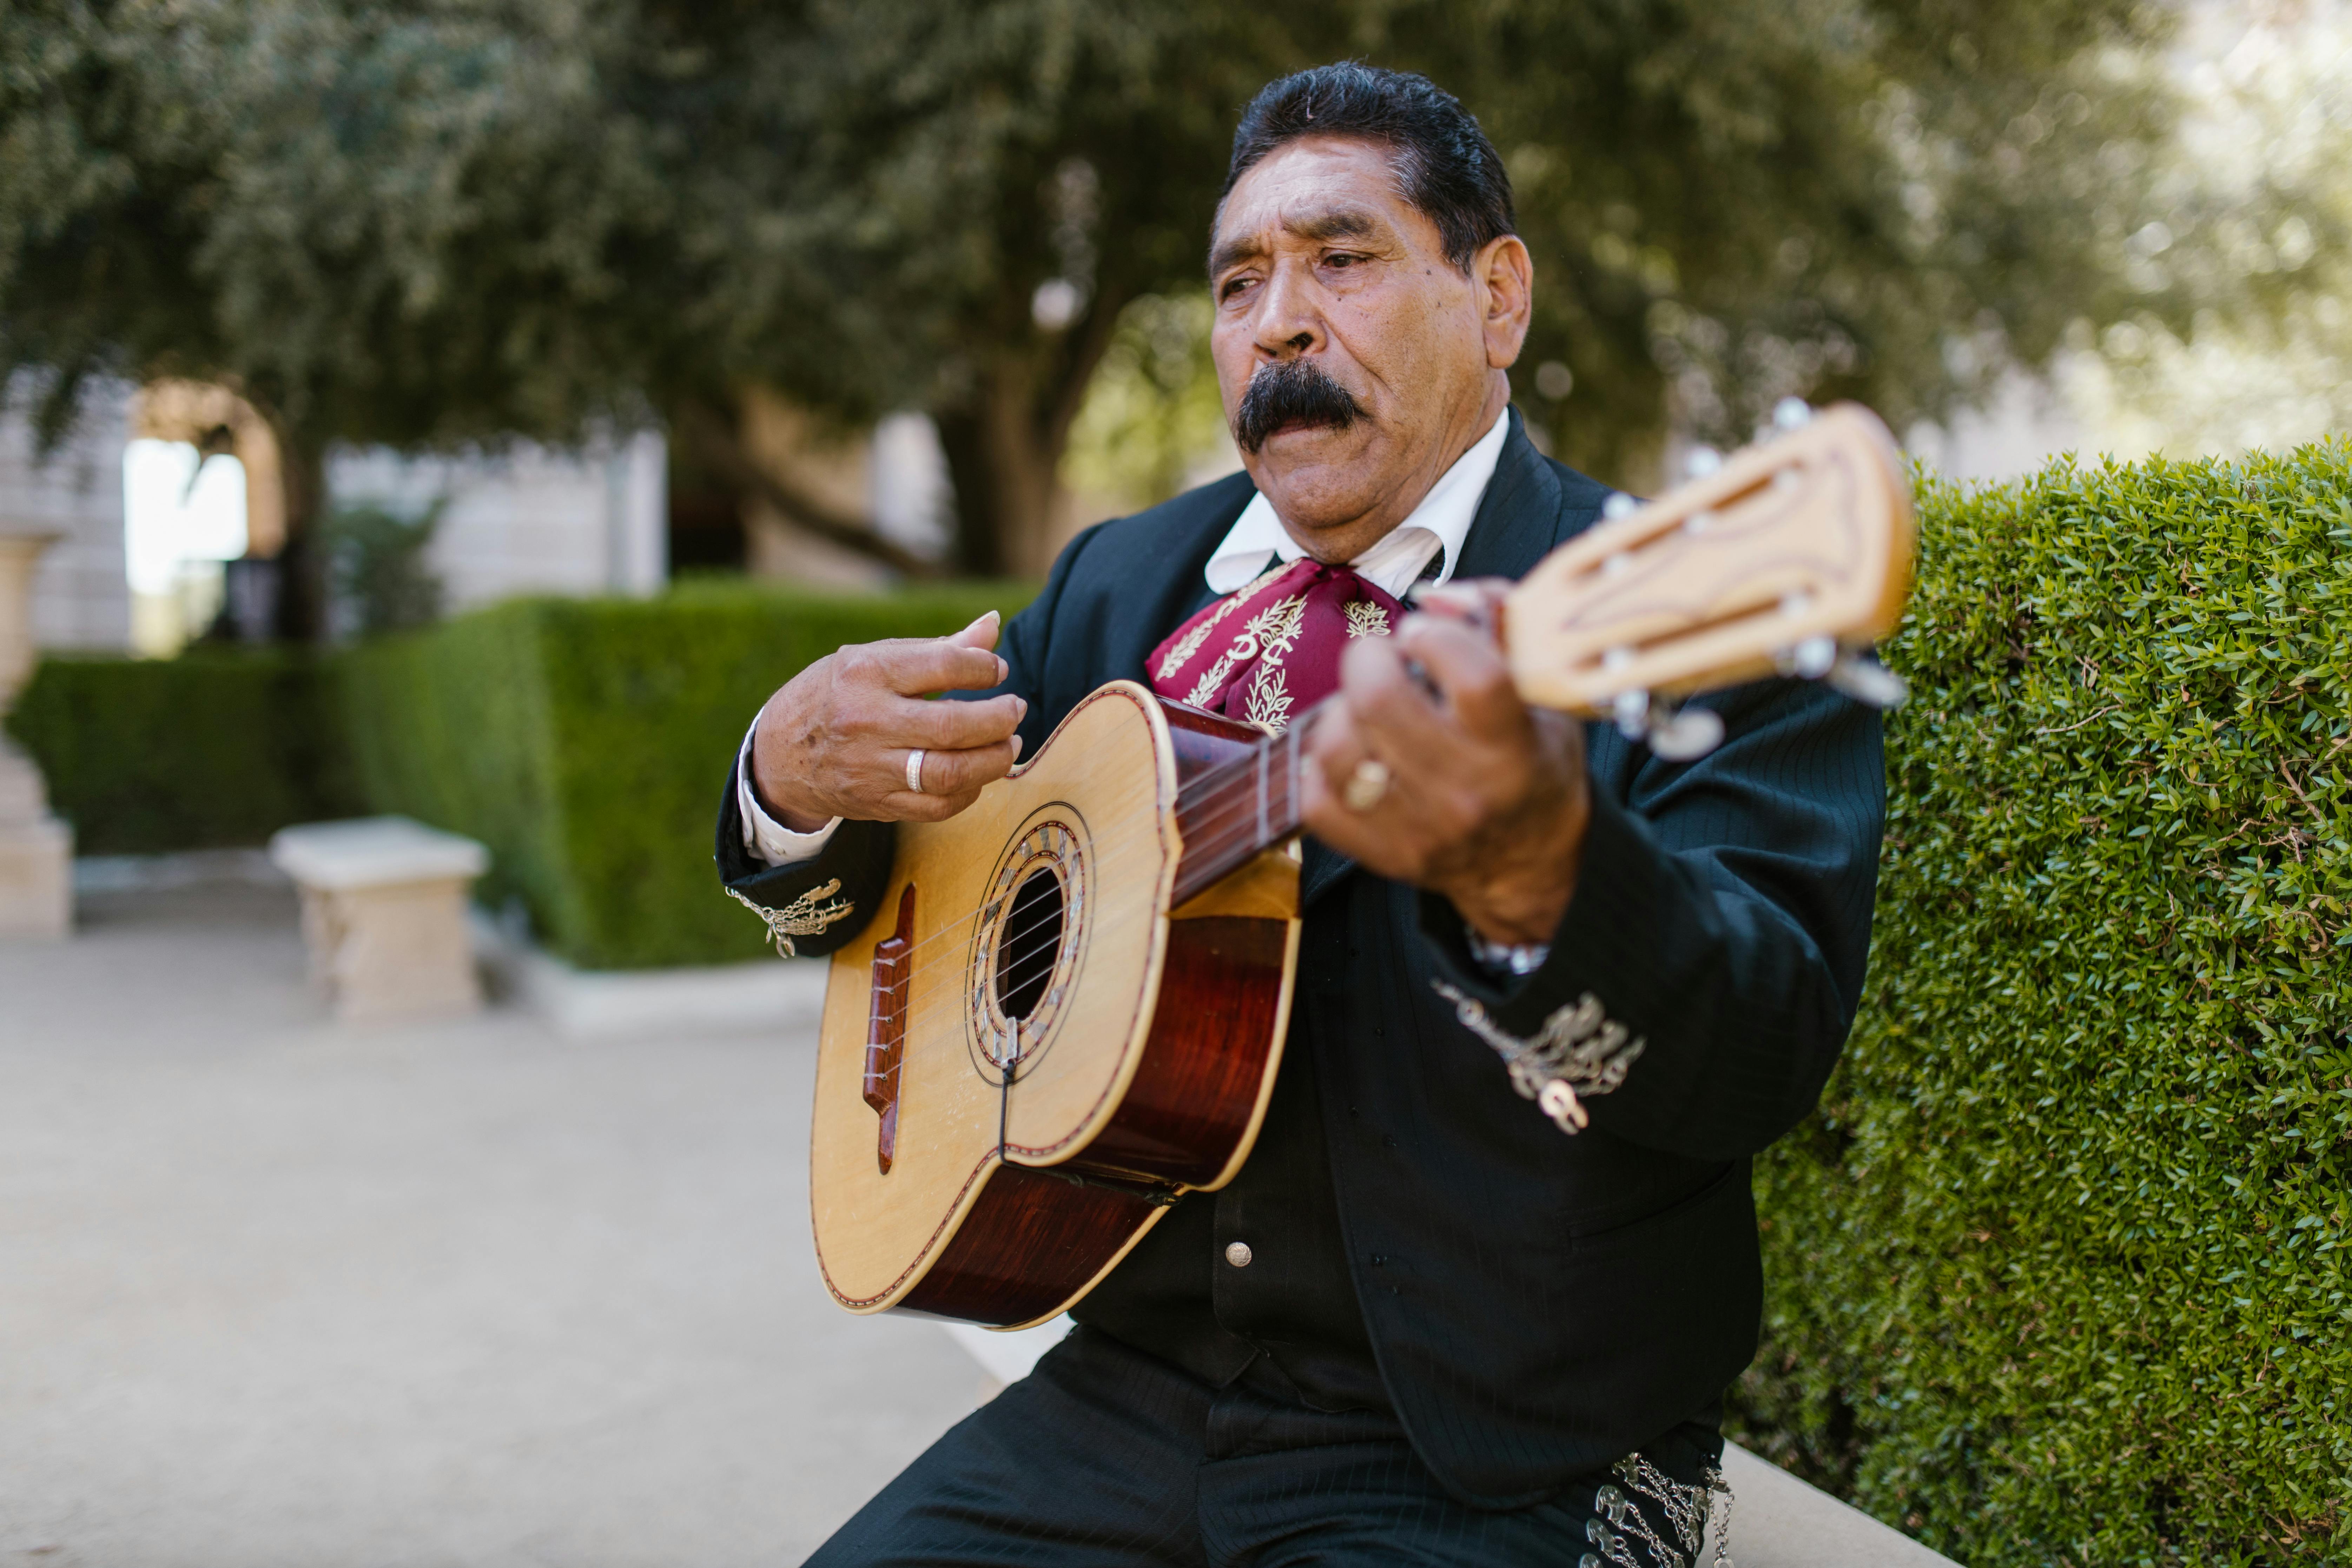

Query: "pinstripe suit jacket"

xmin=716 ymin=407 xmax=1884 ymax=1506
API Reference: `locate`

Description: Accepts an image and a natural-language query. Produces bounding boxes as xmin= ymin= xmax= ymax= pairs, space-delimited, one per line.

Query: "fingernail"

xmin=1013 ymin=696 xmax=1028 ymax=717
xmin=997 ymin=657 xmax=1010 ymax=681
xmin=1011 ymin=735 xmax=1025 ymax=760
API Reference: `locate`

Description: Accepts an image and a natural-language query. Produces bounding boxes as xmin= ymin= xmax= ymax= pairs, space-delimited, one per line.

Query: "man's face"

xmin=1208 ymin=135 xmax=1529 ymax=556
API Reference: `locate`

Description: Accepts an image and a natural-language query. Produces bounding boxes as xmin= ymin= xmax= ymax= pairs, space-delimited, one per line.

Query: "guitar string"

xmin=824 ymin=713 xmax=1311 ymax=987
xmin=867 ymin=738 xmax=1323 ymax=1064
xmin=860 ymin=682 xmax=1513 ymax=1046
xmin=854 ymin=721 xmax=1313 ymax=1040
xmin=836 ymin=680 xmax=1406 ymax=992
xmin=874 ymin=806 xmax=1223 ymax=1051
xmin=862 ymin=667 xmax=1600 ymax=1047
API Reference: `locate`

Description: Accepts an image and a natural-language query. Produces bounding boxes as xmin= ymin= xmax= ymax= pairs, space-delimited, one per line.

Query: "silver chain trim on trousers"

xmin=1431 ymin=981 xmax=1647 ymax=1134
xmin=1580 ymin=1455 xmax=1735 ymax=1568
xmin=726 ymin=879 xmax=854 ymax=958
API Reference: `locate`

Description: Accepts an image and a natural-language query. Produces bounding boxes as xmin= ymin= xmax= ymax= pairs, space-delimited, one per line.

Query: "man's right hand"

xmin=749 ymin=610 xmax=1028 ymax=829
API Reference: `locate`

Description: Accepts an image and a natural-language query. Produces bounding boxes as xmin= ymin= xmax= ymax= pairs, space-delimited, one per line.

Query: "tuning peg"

xmin=1823 ymin=650 xmax=1909 ymax=710
xmin=1683 ymin=445 xmax=1722 ymax=478
xmin=1612 ymin=688 xmax=1650 ymax=740
xmin=1601 ymin=491 xmax=1639 ymax=521
xmin=1777 ymin=634 xmax=1839 ymax=680
xmin=1646 ymin=703 xmax=1726 ymax=761
xmin=1773 ymin=397 xmax=1814 ymax=430
xmin=1608 ymin=688 xmax=1728 ymax=760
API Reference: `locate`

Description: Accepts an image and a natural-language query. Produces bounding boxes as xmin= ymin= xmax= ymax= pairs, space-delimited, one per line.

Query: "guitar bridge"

xmin=863 ymin=883 xmax=916 ymax=1173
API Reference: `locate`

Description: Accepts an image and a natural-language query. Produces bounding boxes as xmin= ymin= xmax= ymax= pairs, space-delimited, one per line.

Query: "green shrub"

xmin=1732 ymin=439 xmax=2352 ymax=1565
xmin=341 ymin=581 xmax=1033 ymax=970
xmin=5 ymin=648 xmax=361 ymax=853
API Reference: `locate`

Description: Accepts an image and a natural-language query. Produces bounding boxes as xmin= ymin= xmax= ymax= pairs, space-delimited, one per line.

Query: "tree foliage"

xmin=2 ymin=0 xmax=2313 ymax=578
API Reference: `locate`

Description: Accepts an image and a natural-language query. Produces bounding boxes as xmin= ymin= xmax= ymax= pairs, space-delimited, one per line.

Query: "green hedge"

xmin=340 ymin=581 xmax=1033 ymax=970
xmin=1731 ymin=439 xmax=2352 ymax=1565
xmin=5 ymin=648 xmax=361 ymax=854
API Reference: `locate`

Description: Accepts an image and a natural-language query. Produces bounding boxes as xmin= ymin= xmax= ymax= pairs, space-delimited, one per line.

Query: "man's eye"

xmin=1324 ymin=252 xmax=1363 ymax=269
xmin=1221 ymin=276 xmax=1256 ymax=300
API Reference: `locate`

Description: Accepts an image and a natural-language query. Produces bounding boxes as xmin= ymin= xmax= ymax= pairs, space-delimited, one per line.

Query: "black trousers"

xmin=806 ymin=1328 xmax=1726 ymax=1568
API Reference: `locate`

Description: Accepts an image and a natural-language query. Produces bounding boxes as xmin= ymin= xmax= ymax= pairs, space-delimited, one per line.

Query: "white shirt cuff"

xmin=736 ymin=717 xmax=841 ymax=866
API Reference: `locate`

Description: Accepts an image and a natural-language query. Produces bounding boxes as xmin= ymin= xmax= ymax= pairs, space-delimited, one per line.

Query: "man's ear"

xmin=1478 ymin=234 xmax=1534 ymax=369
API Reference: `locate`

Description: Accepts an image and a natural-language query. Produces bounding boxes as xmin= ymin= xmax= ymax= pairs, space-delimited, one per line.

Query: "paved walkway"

xmin=0 ymin=881 xmax=977 ymax=1567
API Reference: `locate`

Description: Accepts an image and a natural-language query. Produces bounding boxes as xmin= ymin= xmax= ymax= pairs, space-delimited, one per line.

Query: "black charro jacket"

xmin=716 ymin=409 xmax=1884 ymax=1507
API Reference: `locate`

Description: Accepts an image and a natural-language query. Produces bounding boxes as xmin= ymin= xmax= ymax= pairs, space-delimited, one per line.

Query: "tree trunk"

xmin=935 ymin=363 xmax=1059 ymax=580
xmin=936 ymin=284 xmax=1131 ymax=580
xmin=672 ymin=397 xmax=939 ymax=580
xmin=270 ymin=431 xmax=327 ymax=643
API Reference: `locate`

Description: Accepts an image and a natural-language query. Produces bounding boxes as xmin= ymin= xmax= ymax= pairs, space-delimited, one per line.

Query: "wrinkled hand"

xmin=1299 ymin=581 xmax=1590 ymax=947
xmin=750 ymin=611 xmax=1026 ymax=829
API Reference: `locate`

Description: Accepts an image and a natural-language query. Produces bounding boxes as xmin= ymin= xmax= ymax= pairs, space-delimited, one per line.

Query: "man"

xmin=719 ymin=63 xmax=1881 ymax=1568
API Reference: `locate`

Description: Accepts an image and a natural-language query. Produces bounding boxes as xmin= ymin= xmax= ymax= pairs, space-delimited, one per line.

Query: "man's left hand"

xmin=1299 ymin=581 xmax=1590 ymax=948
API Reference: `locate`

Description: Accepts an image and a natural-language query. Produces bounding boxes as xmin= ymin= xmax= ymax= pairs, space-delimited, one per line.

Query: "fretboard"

xmin=1169 ymin=720 xmax=1309 ymax=907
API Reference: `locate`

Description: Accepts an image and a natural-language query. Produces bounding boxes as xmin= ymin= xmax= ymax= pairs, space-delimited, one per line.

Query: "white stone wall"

xmin=0 ymin=385 xmax=135 ymax=654
xmin=327 ymin=430 xmax=667 ymax=612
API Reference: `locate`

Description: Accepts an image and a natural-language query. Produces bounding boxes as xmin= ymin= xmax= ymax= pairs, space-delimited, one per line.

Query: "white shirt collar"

xmin=1203 ymin=407 xmax=1512 ymax=600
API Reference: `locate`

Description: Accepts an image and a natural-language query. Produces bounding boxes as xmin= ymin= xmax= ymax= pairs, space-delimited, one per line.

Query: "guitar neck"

xmin=1169 ymin=720 xmax=1310 ymax=907
xmin=1164 ymin=402 xmax=1916 ymax=908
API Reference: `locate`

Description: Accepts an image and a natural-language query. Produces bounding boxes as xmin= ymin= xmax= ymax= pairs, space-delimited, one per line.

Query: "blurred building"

xmin=329 ymin=432 xmax=668 ymax=614
xmin=1 ymin=383 xmax=135 ymax=655
xmin=1 ymin=382 xmax=671 ymax=659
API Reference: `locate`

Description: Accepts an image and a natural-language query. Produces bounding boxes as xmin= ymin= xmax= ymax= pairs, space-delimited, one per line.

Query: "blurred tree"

xmin=1075 ymin=1 xmax=2319 ymax=500
xmin=0 ymin=0 xmax=683 ymax=630
xmin=2055 ymin=1 xmax=2352 ymax=459
xmin=3 ymin=0 xmax=2313 ymax=586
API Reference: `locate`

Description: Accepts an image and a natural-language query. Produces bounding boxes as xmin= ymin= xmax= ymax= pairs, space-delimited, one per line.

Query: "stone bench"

xmin=943 ymin=1318 xmax=1962 ymax=1566
xmin=268 ymin=816 xmax=490 ymax=1023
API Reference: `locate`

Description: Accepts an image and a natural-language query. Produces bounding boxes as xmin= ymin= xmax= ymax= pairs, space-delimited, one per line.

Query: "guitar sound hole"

xmin=995 ymin=869 xmax=1064 ymax=1023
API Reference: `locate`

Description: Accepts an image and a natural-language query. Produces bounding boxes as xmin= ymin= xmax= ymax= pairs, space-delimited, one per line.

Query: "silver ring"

xmin=1342 ymin=757 xmax=1392 ymax=812
xmin=905 ymin=748 xmax=927 ymax=794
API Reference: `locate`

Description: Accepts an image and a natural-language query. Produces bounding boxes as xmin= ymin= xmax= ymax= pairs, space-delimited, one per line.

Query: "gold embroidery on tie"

xmin=1184 ymin=652 xmax=1238 ymax=709
xmin=1160 ymin=564 xmax=1287 ymax=684
xmin=1343 ymin=600 xmax=1392 ymax=639
xmin=727 ymin=879 xmax=855 ymax=958
xmin=1156 ymin=618 xmax=1218 ymax=682
xmin=1184 ymin=591 xmax=1307 ymax=709
xmin=1243 ymin=667 xmax=1294 ymax=732
xmin=1430 ymin=981 xmax=1647 ymax=1134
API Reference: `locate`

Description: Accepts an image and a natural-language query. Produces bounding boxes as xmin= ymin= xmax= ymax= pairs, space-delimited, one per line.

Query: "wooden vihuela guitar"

xmin=810 ymin=403 xmax=1914 ymax=1329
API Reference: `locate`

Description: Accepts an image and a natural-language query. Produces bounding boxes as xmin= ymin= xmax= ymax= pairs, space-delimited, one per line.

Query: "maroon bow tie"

xmin=1146 ymin=557 xmax=1403 ymax=732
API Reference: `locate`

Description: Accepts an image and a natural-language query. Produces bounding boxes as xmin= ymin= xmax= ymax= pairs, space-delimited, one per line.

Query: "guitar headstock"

xmin=1505 ymin=402 xmax=1914 ymax=743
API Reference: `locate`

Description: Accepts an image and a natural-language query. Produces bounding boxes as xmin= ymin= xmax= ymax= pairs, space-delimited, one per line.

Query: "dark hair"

xmin=1222 ymin=63 xmax=1516 ymax=272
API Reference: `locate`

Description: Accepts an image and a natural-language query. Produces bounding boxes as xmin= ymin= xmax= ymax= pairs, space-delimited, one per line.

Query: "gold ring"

xmin=1342 ymin=757 xmax=1392 ymax=812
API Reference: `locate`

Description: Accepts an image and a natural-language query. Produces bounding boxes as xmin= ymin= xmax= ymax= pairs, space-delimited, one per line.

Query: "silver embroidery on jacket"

xmin=1430 ymin=981 xmax=1646 ymax=1134
xmin=727 ymin=879 xmax=854 ymax=958
xmin=1579 ymin=1454 xmax=1735 ymax=1568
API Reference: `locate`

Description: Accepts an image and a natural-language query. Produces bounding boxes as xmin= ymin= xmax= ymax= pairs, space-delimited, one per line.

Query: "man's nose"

xmin=1250 ymin=262 xmax=1324 ymax=362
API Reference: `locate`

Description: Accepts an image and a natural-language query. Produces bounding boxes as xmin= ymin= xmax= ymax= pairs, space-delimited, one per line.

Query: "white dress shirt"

xmin=738 ymin=408 xmax=1511 ymax=867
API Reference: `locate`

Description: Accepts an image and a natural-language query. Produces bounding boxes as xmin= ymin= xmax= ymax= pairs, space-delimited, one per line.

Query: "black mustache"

xmin=1233 ymin=359 xmax=1365 ymax=453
